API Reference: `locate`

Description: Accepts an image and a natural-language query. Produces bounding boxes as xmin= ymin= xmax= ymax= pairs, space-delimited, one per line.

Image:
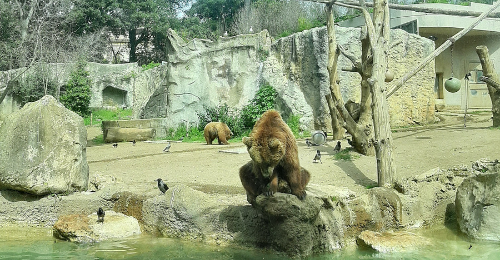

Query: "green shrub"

xmin=286 ymin=114 xmax=302 ymax=137
xmin=198 ymin=104 xmax=245 ymax=137
xmin=60 ymin=60 xmax=92 ymax=117
xmin=241 ymin=84 xmax=277 ymax=128
xmin=141 ymin=61 xmax=160 ymax=71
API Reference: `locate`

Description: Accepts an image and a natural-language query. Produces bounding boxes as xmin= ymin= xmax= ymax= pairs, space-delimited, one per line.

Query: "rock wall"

xmin=0 ymin=27 xmax=435 ymax=131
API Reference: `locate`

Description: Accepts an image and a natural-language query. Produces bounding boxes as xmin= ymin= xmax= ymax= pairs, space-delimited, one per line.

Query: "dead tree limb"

xmin=476 ymin=45 xmax=500 ymax=127
xmin=387 ymin=0 xmax=500 ymax=97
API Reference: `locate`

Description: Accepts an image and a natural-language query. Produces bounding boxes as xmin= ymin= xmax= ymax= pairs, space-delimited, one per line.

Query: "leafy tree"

xmin=187 ymin=0 xmax=247 ymax=34
xmin=60 ymin=60 xmax=92 ymax=117
xmin=65 ymin=0 xmax=187 ymax=63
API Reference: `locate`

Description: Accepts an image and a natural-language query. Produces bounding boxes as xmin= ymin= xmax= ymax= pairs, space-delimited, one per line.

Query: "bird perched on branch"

xmin=333 ymin=141 xmax=341 ymax=153
xmin=313 ymin=150 xmax=322 ymax=164
xmin=163 ymin=142 xmax=171 ymax=152
xmin=97 ymin=207 xmax=105 ymax=223
xmin=156 ymin=178 xmax=169 ymax=194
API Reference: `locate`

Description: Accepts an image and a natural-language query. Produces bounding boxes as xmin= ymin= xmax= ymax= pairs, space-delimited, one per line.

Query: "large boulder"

xmin=456 ymin=163 xmax=500 ymax=241
xmin=0 ymin=95 xmax=89 ymax=195
xmin=53 ymin=211 xmax=141 ymax=242
xmin=357 ymin=230 xmax=430 ymax=253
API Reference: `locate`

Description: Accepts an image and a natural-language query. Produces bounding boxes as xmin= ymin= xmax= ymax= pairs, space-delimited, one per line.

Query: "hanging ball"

xmin=311 ymin=130 xmax=326 ymax=146
xmin=385 ymin=70 xmax=394 ymax=82
xmin=445 ymin=77 xmax=461 ymax=93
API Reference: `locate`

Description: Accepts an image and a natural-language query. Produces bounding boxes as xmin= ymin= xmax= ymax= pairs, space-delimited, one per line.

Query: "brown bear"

xmin=239 ymin=110 xmax=311 ymax=204
xmin=203 ymin=122 xmax=233 ymax=145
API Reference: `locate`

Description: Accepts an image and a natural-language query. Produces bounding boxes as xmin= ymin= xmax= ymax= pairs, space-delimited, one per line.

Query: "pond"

xmin=0 ymin=225 xmax=498 ymax=260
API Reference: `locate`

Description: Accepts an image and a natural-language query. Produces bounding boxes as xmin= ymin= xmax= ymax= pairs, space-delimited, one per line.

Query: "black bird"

xmin=132 ymin=140 xmax=136 ymax=146
xmin=333 ymin=141 xmax=341 ymax=153
xmin=163 ymin=142 xmax=171 ymax=152
xmin=156 ymin=178 xmax=169 ymax=193
xmin=469 ymin=244 xmax=472 ymax=250
xmin=97 ymin=207 xmax=105 ymax=223
xmin=347 ymin=138 xmax=353 ymax=147
xmin=305 ymin=139 xmax=312 ymax=148
xmin=112 ymin=143 xmax=118 ymax=148
xmin=313 ymin=150 xmax=322 ymax=164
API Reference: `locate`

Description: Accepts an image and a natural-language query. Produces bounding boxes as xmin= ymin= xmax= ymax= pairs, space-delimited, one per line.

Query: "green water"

xmin=0 ymin=226 xmax=499 ymax=260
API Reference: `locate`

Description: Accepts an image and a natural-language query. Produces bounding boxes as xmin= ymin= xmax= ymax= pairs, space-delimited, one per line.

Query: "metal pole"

xmin=464 ymin=72 xmax=471 ymax=127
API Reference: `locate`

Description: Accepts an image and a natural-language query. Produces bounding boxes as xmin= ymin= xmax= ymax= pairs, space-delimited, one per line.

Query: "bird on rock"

xmin=313 ymin=150 xmax=322 ymax=164
xmin=156 ymin=178 xmax=169 ymax=193
xmin=163 ymin=142 xmax=171 ymax=152
xmin=97 ymin=207 xmax=105 ymax=223
xmin=333 ymin=141 xmax=341 ymax=153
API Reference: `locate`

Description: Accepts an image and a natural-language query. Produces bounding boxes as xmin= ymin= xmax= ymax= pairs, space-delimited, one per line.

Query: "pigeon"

xmin=156 ymin=178 xmax=169 ymax=193
xmin=333 ymin=141 xmax=341 ymax=153
xmin=97 ymin=207 xmax=105 ymax=223
xmin=112 ymin=143 xmax=118 ymax=148
xmin=163 ymin=142 xmax=171 ymax=152
xmin=305 ymin=139 xmax=312 ymax=148
xmin=313 ymin=150 xmax=322 ymax=164
xmin=132 ymin=140 xmax=136 ymax=146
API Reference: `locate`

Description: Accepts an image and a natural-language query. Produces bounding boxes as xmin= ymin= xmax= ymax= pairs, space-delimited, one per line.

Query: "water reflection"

xmin=0 ymin=225 xmax=499 ymax=260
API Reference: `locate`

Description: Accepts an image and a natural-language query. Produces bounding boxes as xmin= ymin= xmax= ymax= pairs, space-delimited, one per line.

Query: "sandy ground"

xmin=86 ymin=113 xmax=500 ymax=196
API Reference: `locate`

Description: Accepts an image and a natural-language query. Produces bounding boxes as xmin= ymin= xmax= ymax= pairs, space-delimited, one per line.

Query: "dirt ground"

xmin=86 ymin=112 xmax=500 ymax=196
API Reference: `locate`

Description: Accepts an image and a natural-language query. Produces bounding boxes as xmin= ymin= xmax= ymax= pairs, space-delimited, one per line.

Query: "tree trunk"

xmin=476 ymin=45 xmax=500 ymax=127
xmin=369 ymin=0 xmax=396 ymax=187
xmin=325 ymin=3 xmax=345 ymax=140
xmin=324 ymin=2 xmax=374 ymax=155
xmin=129 ymin=29 xmax=137 ymax=63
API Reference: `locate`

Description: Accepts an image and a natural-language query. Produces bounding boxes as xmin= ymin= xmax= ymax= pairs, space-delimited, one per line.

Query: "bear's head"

xmin=243 ymin=136 xmax=285 ymax=178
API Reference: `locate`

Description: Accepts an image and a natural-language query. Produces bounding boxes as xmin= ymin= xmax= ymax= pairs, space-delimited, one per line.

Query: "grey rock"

xmin=456 ymin=171 xmax=500 ymax=241
xmin=357 ymin=230 xmax=430 ymax=253
xmin=0 ymin=95 xmax=88 ymax=195
xmin=53 ymin=211 xmax=141 ymax=243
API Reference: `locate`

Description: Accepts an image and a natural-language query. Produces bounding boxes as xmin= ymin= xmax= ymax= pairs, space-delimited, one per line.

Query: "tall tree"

xmin=188 ymin=0 xmax=246 ymax=34
xmin=66 ymin=0 xmax=186 ymax=63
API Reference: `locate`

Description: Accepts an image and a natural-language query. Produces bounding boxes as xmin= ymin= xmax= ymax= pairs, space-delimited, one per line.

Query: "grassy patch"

xmin=334 ymin=148 xmax=359 ymax=161
xmin=84 ymin=108 xmax=133 ymax=126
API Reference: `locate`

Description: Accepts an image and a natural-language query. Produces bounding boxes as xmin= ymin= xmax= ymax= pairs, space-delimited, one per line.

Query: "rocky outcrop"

xmin=456 ymin=161 xmax=500 ymax=241
xmin=0 ymin=95 xmax=89 ymax=195
xmin=394 ymin=167 xmax=472 ymax=227
xmin=53 ymin=211 xmax=141 ymax=243
xmin=0 ymin=27 xmax=435 ymax=133
xmin=141 ymin=184 xmax=405 ymax=257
